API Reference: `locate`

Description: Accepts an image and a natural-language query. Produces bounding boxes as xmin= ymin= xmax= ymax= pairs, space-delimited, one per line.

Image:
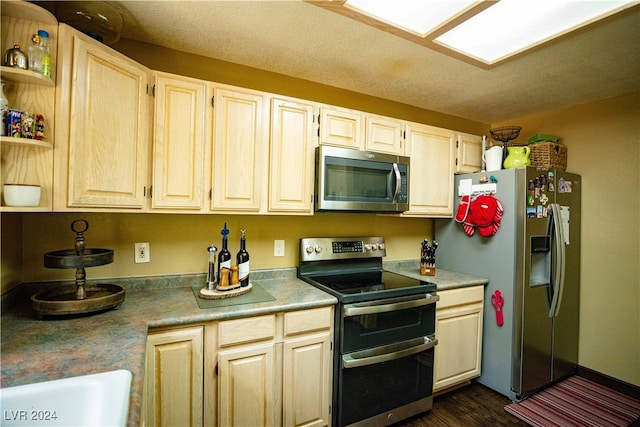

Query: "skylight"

xmin=435 ymin=0 xmax=638 ymax=63
xmin=336 ymin=0 xmax=638 ymax=67
xmin=344 ymin=0 xmax=479 ymax=37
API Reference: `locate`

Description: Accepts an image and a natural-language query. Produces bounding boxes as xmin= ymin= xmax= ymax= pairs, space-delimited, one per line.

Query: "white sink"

xmin=0 ymin=369 xmax=132 ymax=427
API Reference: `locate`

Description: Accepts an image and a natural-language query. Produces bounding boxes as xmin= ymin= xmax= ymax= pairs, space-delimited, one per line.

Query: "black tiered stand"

xmin=32 ymin=219 xmax=125 ymax=317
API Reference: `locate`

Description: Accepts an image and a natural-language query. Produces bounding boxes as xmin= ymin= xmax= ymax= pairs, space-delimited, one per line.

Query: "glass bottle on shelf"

xmin=27 ymin=30 xmax=51 ymax=77
xmin=28 ymin=33 xmax=42 ymax=74
xmin=38 ymin=30 xmax=51 ymax=77
xmin=236 ymin=229 xmax=250 ymax=287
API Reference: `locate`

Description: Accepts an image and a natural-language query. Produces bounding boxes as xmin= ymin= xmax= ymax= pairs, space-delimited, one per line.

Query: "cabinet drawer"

xmin=218 ymin=314 xmax=276 ymax=347
xmin=437 ymin=285 xmax=484 ymax=309
xmin=284 ymin=306 xmax=333 ymax=337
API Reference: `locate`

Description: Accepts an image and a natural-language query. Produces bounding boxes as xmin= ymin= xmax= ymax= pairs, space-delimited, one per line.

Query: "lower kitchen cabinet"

xmin=433 ymin=285 xmax=484 ymax=393
xmin=142 ymin=326 xmax=204 ymax=427
xmin=205 ymin=306 xmax=334 ymax=427
xmin=282 ymin=310 xmax=333 ymax=427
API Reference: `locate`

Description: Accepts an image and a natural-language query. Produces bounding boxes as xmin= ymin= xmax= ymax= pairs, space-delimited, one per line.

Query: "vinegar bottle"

xmin=218 ymin=223 xmax=231 ymax=284
xmin=236 ymin=229 xmax=250 ymax=287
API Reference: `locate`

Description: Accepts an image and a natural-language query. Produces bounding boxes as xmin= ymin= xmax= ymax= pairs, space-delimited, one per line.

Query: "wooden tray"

xmin=199 ymin=283 xmax=252 ymax=300
xmin=31 ymin=283 xmax=125 ymax=316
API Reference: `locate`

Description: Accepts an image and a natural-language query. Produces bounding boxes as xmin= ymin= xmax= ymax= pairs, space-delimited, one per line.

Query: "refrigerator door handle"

xmin=548 ymin=203 xmax=566 ymax=318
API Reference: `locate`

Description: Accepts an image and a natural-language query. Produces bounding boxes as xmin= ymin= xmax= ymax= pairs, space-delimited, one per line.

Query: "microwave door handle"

xmin=342 ymin=336 xmax=438 ymax=369
xmin=392 ymin=163 xmax=401 ymax=203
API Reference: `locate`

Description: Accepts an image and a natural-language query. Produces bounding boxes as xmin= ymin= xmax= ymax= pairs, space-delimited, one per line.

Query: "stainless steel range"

xmin=298 ymin=237 xmax=438 ymax=427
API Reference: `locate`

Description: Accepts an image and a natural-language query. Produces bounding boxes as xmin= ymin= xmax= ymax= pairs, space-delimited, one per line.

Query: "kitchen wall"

xmin=493 ymin=90 xmax=640 ymax=387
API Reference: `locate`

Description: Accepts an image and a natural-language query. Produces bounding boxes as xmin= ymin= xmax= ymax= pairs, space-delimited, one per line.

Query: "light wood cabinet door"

xmin=365 ymin=114 xmax=404 ymax=155
xmin=58 ymin=24 xmax=150 ymax=209
xmin=404 ymin=123 xmax=455 ymax=217
xmin=143 ymin=326 xmax=204 ymax=427
xmin=217 ymin=342 xmax=277 ymax=427
xmin=433 ymin=286 xmax=484 ymax=393
xmin=211 ymin=86 xmax=268 ymax=212
xmin=456 ymin=132 xmax=483 ymax=174
xmin=151 ymin=72 xmax=207 ymax=210
xmin=269 ymin=97 xmax=317 ymax=214
xmin=318 ymin=107 xmax=363 ymax=150
xmin=283 ymin=331 xmax=332 ymax=427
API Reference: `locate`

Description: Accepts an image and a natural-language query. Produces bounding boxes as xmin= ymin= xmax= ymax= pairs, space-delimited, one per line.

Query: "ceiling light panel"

xmin=344 ymin=0 xmax=478 ymax=37
xmin=434 ymin=0 xmax=638 ymax=64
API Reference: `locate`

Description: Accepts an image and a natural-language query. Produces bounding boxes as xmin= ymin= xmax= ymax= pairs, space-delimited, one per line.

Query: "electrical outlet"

xmin=274 ymin=240 xmax=285 ymax=257
xmin=134 ymin=242 xmax=150 ymax=263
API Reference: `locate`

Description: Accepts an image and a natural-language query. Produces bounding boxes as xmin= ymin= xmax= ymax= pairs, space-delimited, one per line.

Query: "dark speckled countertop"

xmin=384 ymin=259 xmax=489 ymax=290
xmin=0 ymin=262 xmax=486 ymax=427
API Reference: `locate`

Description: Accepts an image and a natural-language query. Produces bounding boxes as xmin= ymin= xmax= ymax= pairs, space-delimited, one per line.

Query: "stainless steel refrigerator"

xmin=435 ymin=167 xmax=580 ymax=401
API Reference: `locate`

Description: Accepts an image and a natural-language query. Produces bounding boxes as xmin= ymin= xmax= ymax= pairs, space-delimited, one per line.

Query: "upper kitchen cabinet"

xmin=365 ymin=113 xmax=404 ymax=155
xmin=54 ymin=23 xmax=151 ymax=210
xmin=269 ymin=97 xmax=317 ymax=214
xmin=151 ymin=72 xmax=208 ymax=211
xmin=318 ymin=106 xmax=407 ymax=155
xmin=318 ymin=106 xmax=363 ymax=150
xmin=1 ymin=1 xmax=57 ymax=211
xmin=455 ymin=132 xmax=483 ymax=174
xmin=403 ymin=123 xmax=455 ymax=217
xmin=210 ymin=84 xmax=269 ymax=213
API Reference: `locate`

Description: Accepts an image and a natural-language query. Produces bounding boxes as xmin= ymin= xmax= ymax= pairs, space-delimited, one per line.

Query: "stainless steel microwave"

xmin=315 ymin=146 xmax=409 ymax=212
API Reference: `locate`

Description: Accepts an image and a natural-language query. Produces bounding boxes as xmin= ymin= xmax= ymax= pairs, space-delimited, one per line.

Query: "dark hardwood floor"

xmin=396 ymin=382 xmax=529 ymax=426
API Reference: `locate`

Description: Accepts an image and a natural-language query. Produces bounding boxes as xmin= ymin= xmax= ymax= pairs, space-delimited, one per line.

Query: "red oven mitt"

xmin=455 ymin=195 xmax=476 ymax=236
xmin=476 ymin=195 xmax=504 ymax=237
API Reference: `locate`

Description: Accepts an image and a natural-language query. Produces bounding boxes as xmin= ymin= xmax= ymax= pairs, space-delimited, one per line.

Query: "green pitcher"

xmin=503 ymin=146 xmax=531 ymax=169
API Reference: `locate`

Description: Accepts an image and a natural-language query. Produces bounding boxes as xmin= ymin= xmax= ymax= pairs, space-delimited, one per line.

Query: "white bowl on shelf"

xmin=3 ymin=184 xmax=41 ymax=207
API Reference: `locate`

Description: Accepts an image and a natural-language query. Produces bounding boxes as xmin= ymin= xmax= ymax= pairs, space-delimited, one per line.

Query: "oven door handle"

xmin=343 ymin=294 xmax=439 ymax=317
xmin=342 ymin=335 xmax=438 ymax=369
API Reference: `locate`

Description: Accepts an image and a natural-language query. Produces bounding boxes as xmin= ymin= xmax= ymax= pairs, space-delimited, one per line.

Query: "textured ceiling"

xmin=105 ymin=1 xmax=640 ymax=123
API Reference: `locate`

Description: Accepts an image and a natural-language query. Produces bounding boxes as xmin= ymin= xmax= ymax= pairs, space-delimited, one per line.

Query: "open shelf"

xmin=0 ymin=66 xmax=55 ymax=87
xmin=1 ymin=136 xmax=52 ymax=149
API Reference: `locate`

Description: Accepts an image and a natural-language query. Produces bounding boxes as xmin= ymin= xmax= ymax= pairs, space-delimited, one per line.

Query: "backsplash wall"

xmin=10 ymin=212 xmax=433 ymax=284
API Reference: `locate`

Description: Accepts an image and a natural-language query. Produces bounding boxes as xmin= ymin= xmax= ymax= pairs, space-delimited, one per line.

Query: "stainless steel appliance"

xmin=435 ymin=167 xmax=581 ymax=401
xmin=315 ymin=146 xmax=409 ymax=212
xmin=298 ymin=237 xmax=438 ymax=426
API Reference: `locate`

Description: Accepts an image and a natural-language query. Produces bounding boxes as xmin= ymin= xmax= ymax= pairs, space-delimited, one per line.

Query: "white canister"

xmin=483 ymin=146 xmax=503 ymax=171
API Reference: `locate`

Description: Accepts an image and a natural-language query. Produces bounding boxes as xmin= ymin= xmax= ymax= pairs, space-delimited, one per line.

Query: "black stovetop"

xmin=299 ymin=269 xmax=436 ymax=304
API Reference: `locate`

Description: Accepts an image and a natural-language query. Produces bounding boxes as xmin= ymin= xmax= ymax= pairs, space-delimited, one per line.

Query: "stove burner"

xmin=309 ymin=270 xmax=433 ymax=296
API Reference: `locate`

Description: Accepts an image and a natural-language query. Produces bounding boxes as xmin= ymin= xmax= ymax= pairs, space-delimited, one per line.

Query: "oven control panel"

xmin=300 ymin=237 xmax=386 ymax=261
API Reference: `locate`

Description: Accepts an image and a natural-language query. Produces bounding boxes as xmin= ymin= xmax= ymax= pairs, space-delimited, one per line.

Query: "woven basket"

xmin=529 ymin=141 xmax=567 ymax=170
